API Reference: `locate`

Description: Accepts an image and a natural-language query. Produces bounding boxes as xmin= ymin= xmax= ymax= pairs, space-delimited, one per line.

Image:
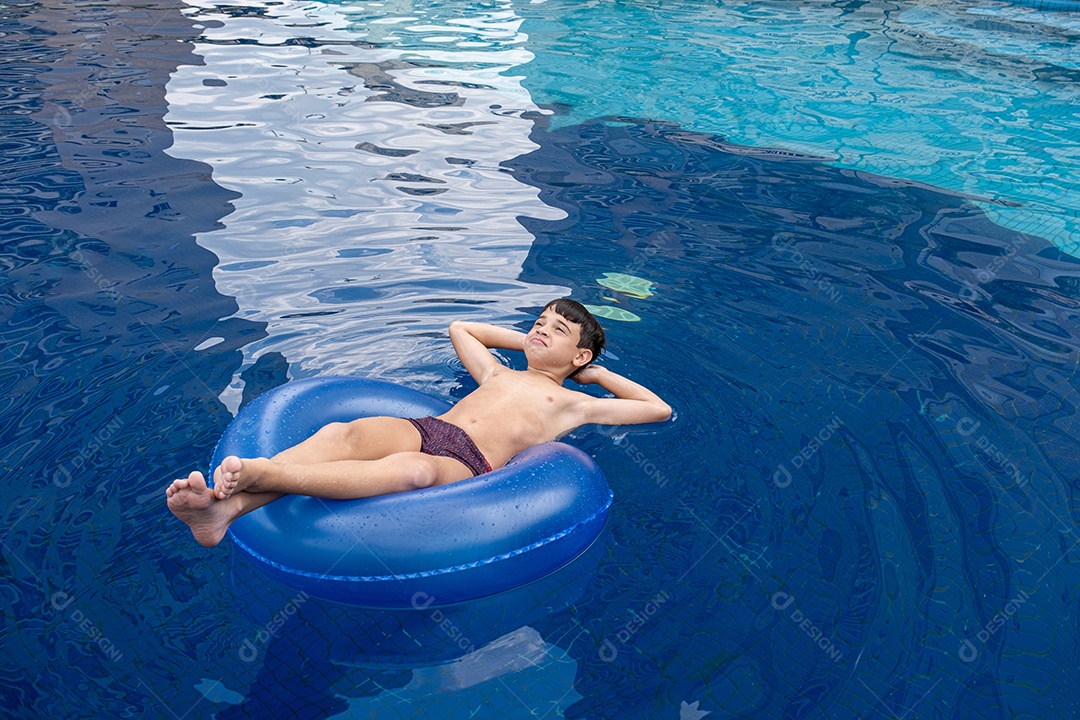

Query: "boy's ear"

xmin=573 ymin=348 xmax=594 ymax=367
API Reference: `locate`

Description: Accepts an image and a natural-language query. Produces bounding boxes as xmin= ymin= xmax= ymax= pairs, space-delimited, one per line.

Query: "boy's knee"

xmin=320 ymin=421 xmax=359 ymax=448
xmin=403 ymin=456 xmax=440 ymax=490
xmin=317 ymin=421 xmax=349 ymax=439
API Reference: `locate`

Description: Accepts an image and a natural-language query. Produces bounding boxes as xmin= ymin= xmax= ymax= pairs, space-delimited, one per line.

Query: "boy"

xmin=167 ymin=298 xmax=670 ymax=547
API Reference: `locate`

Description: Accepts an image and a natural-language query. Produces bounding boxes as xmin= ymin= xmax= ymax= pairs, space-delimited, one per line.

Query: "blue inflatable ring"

xmin=210 ymin=377 xmax=613 ymax=607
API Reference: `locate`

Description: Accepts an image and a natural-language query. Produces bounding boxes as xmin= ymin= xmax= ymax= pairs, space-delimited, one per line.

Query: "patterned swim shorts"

xmin=406 ymin=416 xmax=492 ymax=477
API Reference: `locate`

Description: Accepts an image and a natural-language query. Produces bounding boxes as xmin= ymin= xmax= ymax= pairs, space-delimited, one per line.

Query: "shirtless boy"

xmin=167 ymin=298 xmax=671 ymax=547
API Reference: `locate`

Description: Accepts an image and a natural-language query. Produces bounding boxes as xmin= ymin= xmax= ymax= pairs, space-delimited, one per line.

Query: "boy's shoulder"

xmin=487 ymin=365 xmax=589 ymax=400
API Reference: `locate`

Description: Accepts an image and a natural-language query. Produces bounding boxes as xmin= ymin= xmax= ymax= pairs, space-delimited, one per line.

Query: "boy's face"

xmin=525 ymin=309 xmax=592 ymax=371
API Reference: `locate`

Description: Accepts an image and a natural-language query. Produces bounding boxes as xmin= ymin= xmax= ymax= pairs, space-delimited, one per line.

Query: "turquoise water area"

xmin=515 ymin=0 xmax=1080 ymax=251
xmin=3 ymin=0 xmax=1080 ymax=717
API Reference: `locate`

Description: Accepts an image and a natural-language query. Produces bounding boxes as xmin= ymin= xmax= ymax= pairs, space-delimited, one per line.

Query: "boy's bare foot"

xmin=165 ymin=471 xmax=241 ymax=547
xmin=212 ymin=455 xmax=266 ymax=499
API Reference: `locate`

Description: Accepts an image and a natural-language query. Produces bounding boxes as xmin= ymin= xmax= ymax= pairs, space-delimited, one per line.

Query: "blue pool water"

xmin=2 ymin=0 xmax=1080 ymax=717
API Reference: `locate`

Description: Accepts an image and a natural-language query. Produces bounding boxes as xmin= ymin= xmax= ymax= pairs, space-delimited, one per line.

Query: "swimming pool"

xmin=3 ymin=0 xmax=1079 ymax=716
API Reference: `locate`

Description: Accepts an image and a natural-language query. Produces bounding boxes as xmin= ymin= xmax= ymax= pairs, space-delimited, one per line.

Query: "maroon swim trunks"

xmin=406 ymin=416 xmax=492 ymax=477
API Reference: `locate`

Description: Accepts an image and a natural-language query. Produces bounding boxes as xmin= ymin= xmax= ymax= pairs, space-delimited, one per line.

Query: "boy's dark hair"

xmin=544 ymin=298 xmax=606 ymax=372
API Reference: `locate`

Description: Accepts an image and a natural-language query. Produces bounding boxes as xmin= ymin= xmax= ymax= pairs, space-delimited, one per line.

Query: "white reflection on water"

xmin=165 ymin=0 xmax=567 ymax=410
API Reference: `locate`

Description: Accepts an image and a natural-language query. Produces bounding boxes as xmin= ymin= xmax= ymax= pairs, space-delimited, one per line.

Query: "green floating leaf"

xmin=597 ymin=272 xmax=655 ymax=299
xmin=585 ymin=304 xmax=641 ymax=322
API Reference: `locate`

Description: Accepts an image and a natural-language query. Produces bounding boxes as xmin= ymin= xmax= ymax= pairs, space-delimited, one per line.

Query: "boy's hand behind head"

xmin=570 ymin=364 xmax=605 ymax=385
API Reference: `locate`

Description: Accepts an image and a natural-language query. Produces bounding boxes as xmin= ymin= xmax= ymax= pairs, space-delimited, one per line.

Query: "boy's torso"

xmin=438 ymin=367 xmax=585 ymax=469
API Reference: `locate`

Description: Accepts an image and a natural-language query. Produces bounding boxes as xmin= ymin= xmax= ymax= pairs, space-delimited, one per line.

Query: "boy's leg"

xmin=211 ymin=416 xmax=422 ymax=500
xmin=271 ymin=416 xmax=423 ymax=464
xmin=216 ymin=452 xmax=474 ymax=500
xmin=170 ymin=416 xmax=448 ymax=546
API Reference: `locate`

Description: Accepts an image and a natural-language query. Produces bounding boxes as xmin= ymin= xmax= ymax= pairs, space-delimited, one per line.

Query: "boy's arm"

xmin=448 ymin=321 xmax=526 ymax=385
xmin=573 ymin=365 xmax=672 ymax=426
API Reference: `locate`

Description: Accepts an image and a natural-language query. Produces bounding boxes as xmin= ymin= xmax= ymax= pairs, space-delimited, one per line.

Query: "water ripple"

xmin=515 ymin=0 xmax=1080 ymax=255
xmin=167 ymin=0 xmax=571 ymax=409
